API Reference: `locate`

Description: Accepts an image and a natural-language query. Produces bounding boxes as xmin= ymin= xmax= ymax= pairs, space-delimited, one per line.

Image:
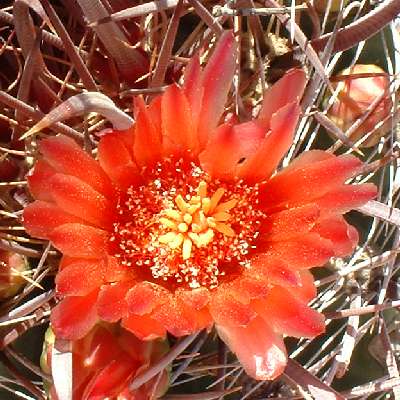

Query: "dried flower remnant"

xmin=327 ymin=64 xmax=392 ymax=147
xmin=41 ymin=325 xmax=169 ymax=400
xmin=23 ymin=32 xmax=377 ymax=380
xmin=0 ymin=250 xmax=28 ymax=300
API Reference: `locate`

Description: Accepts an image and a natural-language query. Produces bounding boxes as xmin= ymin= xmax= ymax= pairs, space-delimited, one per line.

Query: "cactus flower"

xmin=23 ymin=32 xmax=376 ymax=380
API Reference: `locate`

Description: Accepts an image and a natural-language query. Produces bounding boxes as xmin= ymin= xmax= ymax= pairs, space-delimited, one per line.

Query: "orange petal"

xmin=51 ymin=290 xmax=99 ymax=340
xmin=122 ymin=314 xmax=166 ymax=340
xmin=258 ymin=68 xmax=306 ymax=128
xmin=183 ymin=54 xmax=203 ymax=137
xmin=281 ymin=150 xmax=334 ymax=173
xmin=82 ymin=358 xmax=136 ymax=400
xmin=125 ymin=282 xmax=169 ymax=315
xmin=260 ymin=233 xmax=334 ymax=270
xmin=147 ymin=96 xmax=162 ymax=135
xmin=161 ymin=84 xmax=197 ymax=154
xmin=210 ymin=291 xmax=256 ymax=327
xmin=193 ymin=308 xmax=213 ymax=331
xmin=260 ymin=154 xmax=362 ymax=209
xmin=175 ymin=287 xmax=210 ymax=310
xmin=261 ymin=204 xmax=320 ymax=241
xmin=253 ymin=287 xmax=325 ymax=338
xmin=151 ymin=297 xmax=197 ymax=337
xmin=23 ymin=201 xmax=83 ymax=239
xmin=104 ymin=255 xmax=129 ymax=283
xmin=315 ymin=183 xmax=377 ymax=215
xmin=251 ymin=258 xmax=302 ymax=288
xmin=133 ymin=96 xmax=162 ymax=167
xmin=48 ymin=174 xmax=114 ymax=229
xmin=56 ymin=258 xmax=105 ymax=296
xmin=199 ymin=123 xmax=241 ymax=179
xmin=200 ymin=119 xmax=267 ymax=180
xmin=27 ymin=160 xmax=56 ymax=202
xmin=216 ymin=316 xmax=287 ymax=380
xmin=39 ymin=135 xmax=115 ymax=199
xmin=293 ymin=270 xmax=317 ymax=302
xmin=97 ymin=281 xmax=133 ymax=322
xmin=312 ymin=216 xmax=359 ymax=257
xmin=49 ymin=223 xmax=109 ymax=258
xmin=168 ymin=289 xmax=213 ymax=330
xmin=227 ymin=276 xmax=270 ymax=302
xmin=198 ymin=31 xmax=237 ymax=147
xmin=75 ymin=326 xmax=122 ymax=370
xmin=238 ymin=102 xmax=301 ymax=183
xmin=98 ymin=131 xmax=142 ymax=190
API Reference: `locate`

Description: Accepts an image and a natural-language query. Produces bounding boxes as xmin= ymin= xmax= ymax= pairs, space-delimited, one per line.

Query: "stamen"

xmin=214 ymin=223 xmax=235 ymax=237
xmin=182 ymin=238 xmax=192 ymax=260
xmin=175 ymin=195 xmax=188 ymax=212
xmin=209 ymin=188 xmax=225 ymax=212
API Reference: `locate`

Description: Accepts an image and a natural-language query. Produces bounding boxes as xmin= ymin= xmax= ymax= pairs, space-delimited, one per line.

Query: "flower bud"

xmin=0 ymin=250 xmax=28 ymax=300
xmin=41 ymin=324 xmax=170 ymax=400
xmin=327 ymin=64 xmax=392 ymax=147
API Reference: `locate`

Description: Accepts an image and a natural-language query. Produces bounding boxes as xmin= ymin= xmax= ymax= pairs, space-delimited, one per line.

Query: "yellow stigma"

xmin=158 ymin=181 xmax=237 ymax=260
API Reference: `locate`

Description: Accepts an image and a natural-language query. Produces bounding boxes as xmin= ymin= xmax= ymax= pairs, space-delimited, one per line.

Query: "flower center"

xmin=109 ymin=159 xmax=264 ymax=290
xmin=158 ymin=181 xmax=237 ymax=261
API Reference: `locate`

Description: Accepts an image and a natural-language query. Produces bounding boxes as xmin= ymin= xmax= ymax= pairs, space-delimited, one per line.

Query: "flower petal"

xmin=258 ymin=68 xmax=306 ymax=128
xmin=227 ymin=276 xmax=270 ymax=302
xmin=210 ymin=291 xmax=256 ymax=326
xmin=251 ymin=258 xmax=302 ymax=287
xmin=122 ymin=314 xmax=166 ymax=340
xmin=175 ymin=287 xmax=210 ymax=310
xmin=39 ymin=135 xmax=115 ymax=199
xmin=125 ymin=282 xmax=169 ymax=316
xmin=151 ymin=297 xmax=197 ymax=336
xmin=216 ymin=316 xmax=287 ymax=380
xmin=312 ymin=216 xmax=359 ymax=257
xmin=260 ymin=154 xmax=362 ymax=209
xmin=262 ymin=204 xmax=320 ymax=241
xmin=260 ymin=233 xmax=334 ymax=269
xmin=133 ymin=96 xmax=162 ymax=166
xmin=183 ymin=54 xmax=203 ymax=136
xmin=82 ymin=358 xmax=136 ymax=400
xmin=49 ymin=223 xmax=109 ymax=258
xmin=51 ymin=290 xmax=99 ymax=340
xmin=315 ymin=183 xmax=377 ymax=215
xmin=197 ymin=31 xmax=237 ymax=147
xmin=200 ymin=117 xmax=268 ymax=180
xmin=238 ymin=102 xmax=301 ymax=183
xmin=48 ymin=173 xmax=114 ymax=229
xmin=55 ymin=258 xmax=105 ymax=296
xmin=23 ymin=201 xmax=83 ymax=239
xmin=199 ymin=123 xmax=242 ymax=179
xmin=27 ymin=160 xmax=56 ymax=202
xmin=97 ymin=281 xmax=133 ymax=322
xmin=161 ymin=84 xmax=197 ymax=154
xmin=293 ymin=270 xmax=317 ymax=302
xmin=98 ymin=131 xmax=142 ymax=190
xmin=281 ymin=150 xmax=334 ymax=173
xmin=253 ymin=287 xmax=325 ymax=338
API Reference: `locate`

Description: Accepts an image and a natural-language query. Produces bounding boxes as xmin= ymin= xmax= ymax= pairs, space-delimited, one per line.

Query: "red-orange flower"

xmin=23 ymin=32 xmax=376 ymax=380
xmin=41 ymin=324 xmax=169 ymax=399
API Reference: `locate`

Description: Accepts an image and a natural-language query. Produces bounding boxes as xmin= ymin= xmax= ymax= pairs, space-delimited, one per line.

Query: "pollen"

xmin=108 ymin=158 xmax=265 ymax=290
xmin=158 ymin=181 xmax=237 ymax=260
